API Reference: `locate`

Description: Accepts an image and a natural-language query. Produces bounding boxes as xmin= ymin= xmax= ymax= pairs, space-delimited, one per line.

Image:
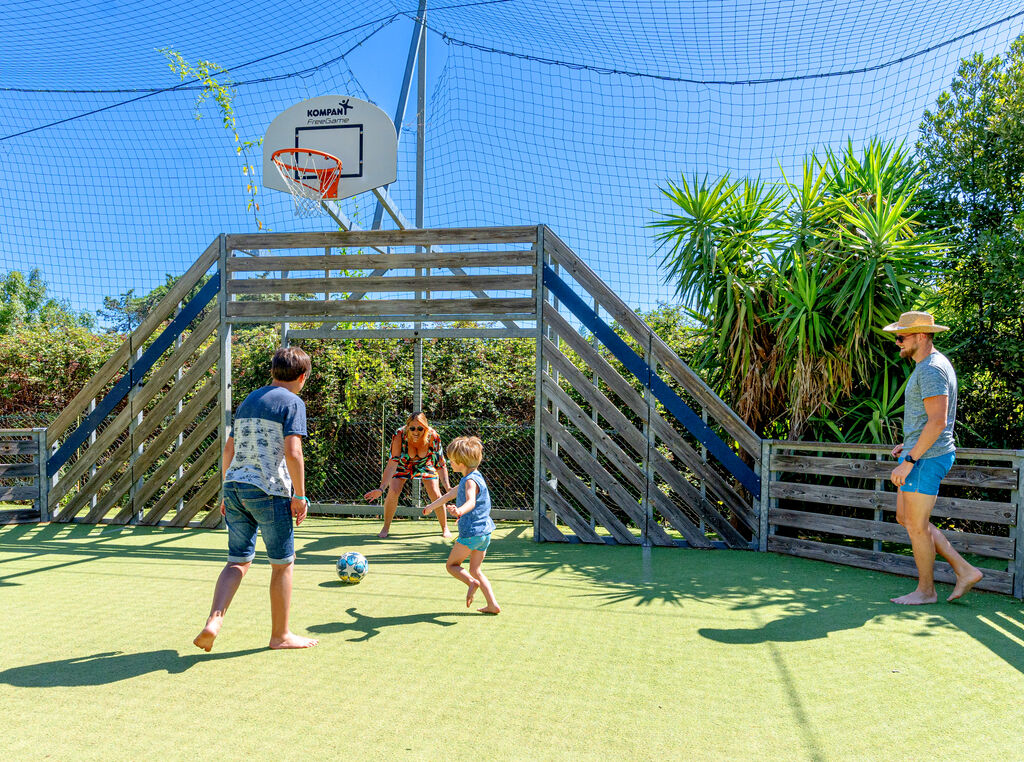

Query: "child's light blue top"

xmin=457 ymin=470 xmax=494 ymax=538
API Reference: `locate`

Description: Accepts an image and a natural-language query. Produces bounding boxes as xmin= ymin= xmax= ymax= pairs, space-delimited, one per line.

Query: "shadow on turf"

xmin=307 ymin=606 xmax=474 ymax=642
xmin=0 ymin=648 xmax=264 ymax=687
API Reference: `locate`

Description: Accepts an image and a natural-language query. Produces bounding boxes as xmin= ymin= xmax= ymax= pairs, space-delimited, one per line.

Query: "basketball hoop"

xmin=271 ymin=148 xmax=342 ymax=217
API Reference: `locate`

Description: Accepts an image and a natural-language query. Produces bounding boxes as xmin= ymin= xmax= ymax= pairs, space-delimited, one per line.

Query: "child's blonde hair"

xmin=447 ymin=435 xmax=483 ymax=469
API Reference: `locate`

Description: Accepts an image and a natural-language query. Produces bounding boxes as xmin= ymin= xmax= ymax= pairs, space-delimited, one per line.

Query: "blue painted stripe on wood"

xmin=542 ymin=265 xmax=760 ymax=495
xmin=47 ymin=275 xmax=221 ymax=478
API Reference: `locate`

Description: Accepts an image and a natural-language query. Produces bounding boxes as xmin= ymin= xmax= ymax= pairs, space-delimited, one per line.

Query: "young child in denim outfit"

xmin=422 ymin=436 xmax=500 ymax=614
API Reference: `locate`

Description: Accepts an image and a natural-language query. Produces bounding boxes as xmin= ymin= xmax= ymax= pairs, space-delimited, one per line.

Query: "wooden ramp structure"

xmin=6 ymin=225 xmax=1022 ymax=597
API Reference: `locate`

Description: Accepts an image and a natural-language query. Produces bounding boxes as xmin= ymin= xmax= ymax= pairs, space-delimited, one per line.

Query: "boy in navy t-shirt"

xmin=194 ymin=346 xmax=319 ymax=651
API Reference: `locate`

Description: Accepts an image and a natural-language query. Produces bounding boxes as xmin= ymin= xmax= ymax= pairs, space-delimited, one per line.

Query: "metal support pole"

xmin=372 ymin=0 xmax=427 ymax=230
xmin=218 ymin=235 xmax=232 ymax=529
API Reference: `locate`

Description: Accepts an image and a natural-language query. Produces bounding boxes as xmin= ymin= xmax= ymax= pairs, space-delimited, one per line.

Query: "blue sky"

xmin=2 ymin=1 xmax=1023 ymax=320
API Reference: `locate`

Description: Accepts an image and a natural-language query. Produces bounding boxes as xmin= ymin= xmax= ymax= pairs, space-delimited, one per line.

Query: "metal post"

xmin=412 ymin=19 xmax=427 ymax=509
xmin=281 ymin=270 xmax=290 ymax=347
xmin=532 ymin=226 xmax=546 ymax=541
xmin=88 ymin=398 xmax=98 ymax=513
xmin=372 ymin=0 xmax=427 ymax=230
xmin=218 ymin=235 xmax=232 ymax=528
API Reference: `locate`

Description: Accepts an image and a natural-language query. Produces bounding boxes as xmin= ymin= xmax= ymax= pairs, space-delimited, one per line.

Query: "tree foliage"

xmin=650 ymin=140 xmax=947 ymax=441
xmin=916 ymin=38 xmax=1024 ymax=448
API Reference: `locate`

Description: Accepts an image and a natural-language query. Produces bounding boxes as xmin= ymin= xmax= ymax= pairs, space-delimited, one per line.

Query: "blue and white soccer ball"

xmin=336 ymin=551 xmax=368 ymax=584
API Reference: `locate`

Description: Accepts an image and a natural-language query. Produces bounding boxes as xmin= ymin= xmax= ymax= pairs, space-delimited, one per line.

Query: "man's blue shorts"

xmin=457 ymin=533 xmax=491 ymax=552
xmin=223 ymin=481 xmax=295 ymax=565
xmin=898 ymin=452 xmax=955 ymax=496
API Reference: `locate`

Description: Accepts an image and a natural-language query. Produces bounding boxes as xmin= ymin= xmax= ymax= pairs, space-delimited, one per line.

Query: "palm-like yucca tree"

xmin=651 ymin=139 xmax=947 ymax=441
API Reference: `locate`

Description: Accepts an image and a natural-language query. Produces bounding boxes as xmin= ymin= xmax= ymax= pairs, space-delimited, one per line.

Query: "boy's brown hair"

xmin=447 ymin=435 xmax=483 ymax=469
xmin=271 ymin=346 xmax=311 ymax=382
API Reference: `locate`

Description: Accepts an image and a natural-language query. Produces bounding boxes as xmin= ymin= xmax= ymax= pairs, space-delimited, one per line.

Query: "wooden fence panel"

xmin=766 ymin=440 xmax=1023 ymax=598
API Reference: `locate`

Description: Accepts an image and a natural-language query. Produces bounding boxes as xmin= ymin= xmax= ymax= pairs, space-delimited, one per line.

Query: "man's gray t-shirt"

xmin=224 ymin=385 xmax=307 ymax=497
xmin=903 ymin=350 xmax=957 ymax=459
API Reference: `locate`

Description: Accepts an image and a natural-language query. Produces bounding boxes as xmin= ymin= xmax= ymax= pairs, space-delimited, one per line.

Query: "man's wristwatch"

xmin=904 ymin=455 xmax=916 ymax=465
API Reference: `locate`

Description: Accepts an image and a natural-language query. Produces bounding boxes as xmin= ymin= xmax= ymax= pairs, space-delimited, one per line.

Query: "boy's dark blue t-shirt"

xmin=224 ymin=385 xmax=306 ymax=498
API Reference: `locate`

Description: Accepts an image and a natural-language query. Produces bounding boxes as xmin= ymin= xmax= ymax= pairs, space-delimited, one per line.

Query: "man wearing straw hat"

xmin=883 ymin=311 xmax=983 ymax=604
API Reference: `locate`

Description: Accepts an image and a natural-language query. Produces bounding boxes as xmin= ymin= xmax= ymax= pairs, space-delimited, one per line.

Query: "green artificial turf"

xmin=1 ymin=519 xmax=1023 ymax=760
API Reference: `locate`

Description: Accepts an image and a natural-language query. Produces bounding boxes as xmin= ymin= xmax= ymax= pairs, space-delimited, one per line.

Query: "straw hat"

xmin=881 ymin=311 xmax=948 ymax=334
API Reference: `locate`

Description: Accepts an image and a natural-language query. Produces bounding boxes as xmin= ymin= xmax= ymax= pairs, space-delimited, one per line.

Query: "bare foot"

xmin=377 ymin=528 xmax=389 ymax=539
xmin=891 ymin=590 xmax=938 ymax=605
xmin=193 ymin=616 xmax=222 ymax=652
xmin=466 ymin=579 xmax=479 ymax=607
xmin=442 ymin=530 xmax=452 ymax=539
xmin=477 ymin=605 xmax=501 ymax=614
xmin=948 ymin=568 xmax=983 ymax=601
xmin=269 ymin=632 xmax=319 ymax=650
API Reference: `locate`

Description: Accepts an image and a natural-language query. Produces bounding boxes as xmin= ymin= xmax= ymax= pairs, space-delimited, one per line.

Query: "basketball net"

xmin=270 ymin=148 xmax=342 ymax=217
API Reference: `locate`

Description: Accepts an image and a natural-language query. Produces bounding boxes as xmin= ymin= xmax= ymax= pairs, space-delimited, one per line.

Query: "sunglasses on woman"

xmin=408 ymin=426 xmax=425 ymax=432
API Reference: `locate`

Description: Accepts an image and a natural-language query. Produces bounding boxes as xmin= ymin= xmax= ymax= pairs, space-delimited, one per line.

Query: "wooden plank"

xmin=0 ymin=508 xmax=41 ymax=524
xmin=542 ymin=228 xmax=760 ymax=458
xmin=770 ymin=480 xmax=1015 ymax=524
xmin=771 ymin=440 xmax=1024 ymax=460
xmin=71 ymin=378 xmax=219 ymax=525
xmin=537 ymin=513 xmax=571 ymax=542
xmin=0 ymin=486 xmax=38 ymax=501
xmin=226 ymin=226 xmax=540 ymax=251
xmin=288 ymin=327 xmax=536 ymax=340
xmin=542 ymin=319 xmax=756 ymax=533
xmin=135 ymin=442 xmax=219 ymax=527
xmin=134 ymin=412 xmax=220 ymax=523
xmin=770 ymin=507 xmax=1014 ymax=559
xmin=539 ymin=481 xmax=605 ymax=543
xmin=770 ymin=454 xmax=1017 ymax=490
xmin=544 ymin=376 xmax=712 ymax=548
xmin=542 ymin=344 xmax=752 ymax=543
xmin=47 ymin=308 xmax=219 ymax=507
xmin=166 ymin=467 xmax=222 ymax=527
xmin=229 ymin=274 xmax=535 ymax=295
xmin=0 ymin=463 xmax=37 ymax=477
xmin=541 ymin=443 xmax=639 ymax=545
xmin=543 ymin=409 xmax=676 ymax=545
xmin=227 ymin=297 xmax=536 ymax=319
xmin=47 ymin=238 xmax=219 ymax=443
xmin=0 ymin=440 xmax=38 ymax=456
xmin=768 ymin=535 xmax=1013 ymax=595
xmin=227 ymin=250 xmax=535 ymax=273
xmin=50 ymin=341 xmax=219 ymax=512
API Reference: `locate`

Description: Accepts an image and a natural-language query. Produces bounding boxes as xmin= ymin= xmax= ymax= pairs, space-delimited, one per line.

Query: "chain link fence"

xmin=305 ymin=414 xmax=534 ymax=514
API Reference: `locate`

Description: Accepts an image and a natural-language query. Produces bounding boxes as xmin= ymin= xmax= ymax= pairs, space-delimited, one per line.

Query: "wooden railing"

xmin=763 ymin=440 xmax=1024 ymax=597
xmin=223 ymin=226 xmax=539 ymax=331
xmin=0 ymin=429 xmax=47 ymax=524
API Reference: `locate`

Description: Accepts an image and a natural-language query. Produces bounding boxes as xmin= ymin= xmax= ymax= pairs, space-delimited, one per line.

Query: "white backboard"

xmin=263 ymin=95 xmax=397 ymax=201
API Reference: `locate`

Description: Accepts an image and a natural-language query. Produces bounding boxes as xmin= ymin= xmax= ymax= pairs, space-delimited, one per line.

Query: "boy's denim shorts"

xmin=898 ymin=451 xmax=955 ymax=496
xmin=223 ymin=481 xmax=295 ymax=565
